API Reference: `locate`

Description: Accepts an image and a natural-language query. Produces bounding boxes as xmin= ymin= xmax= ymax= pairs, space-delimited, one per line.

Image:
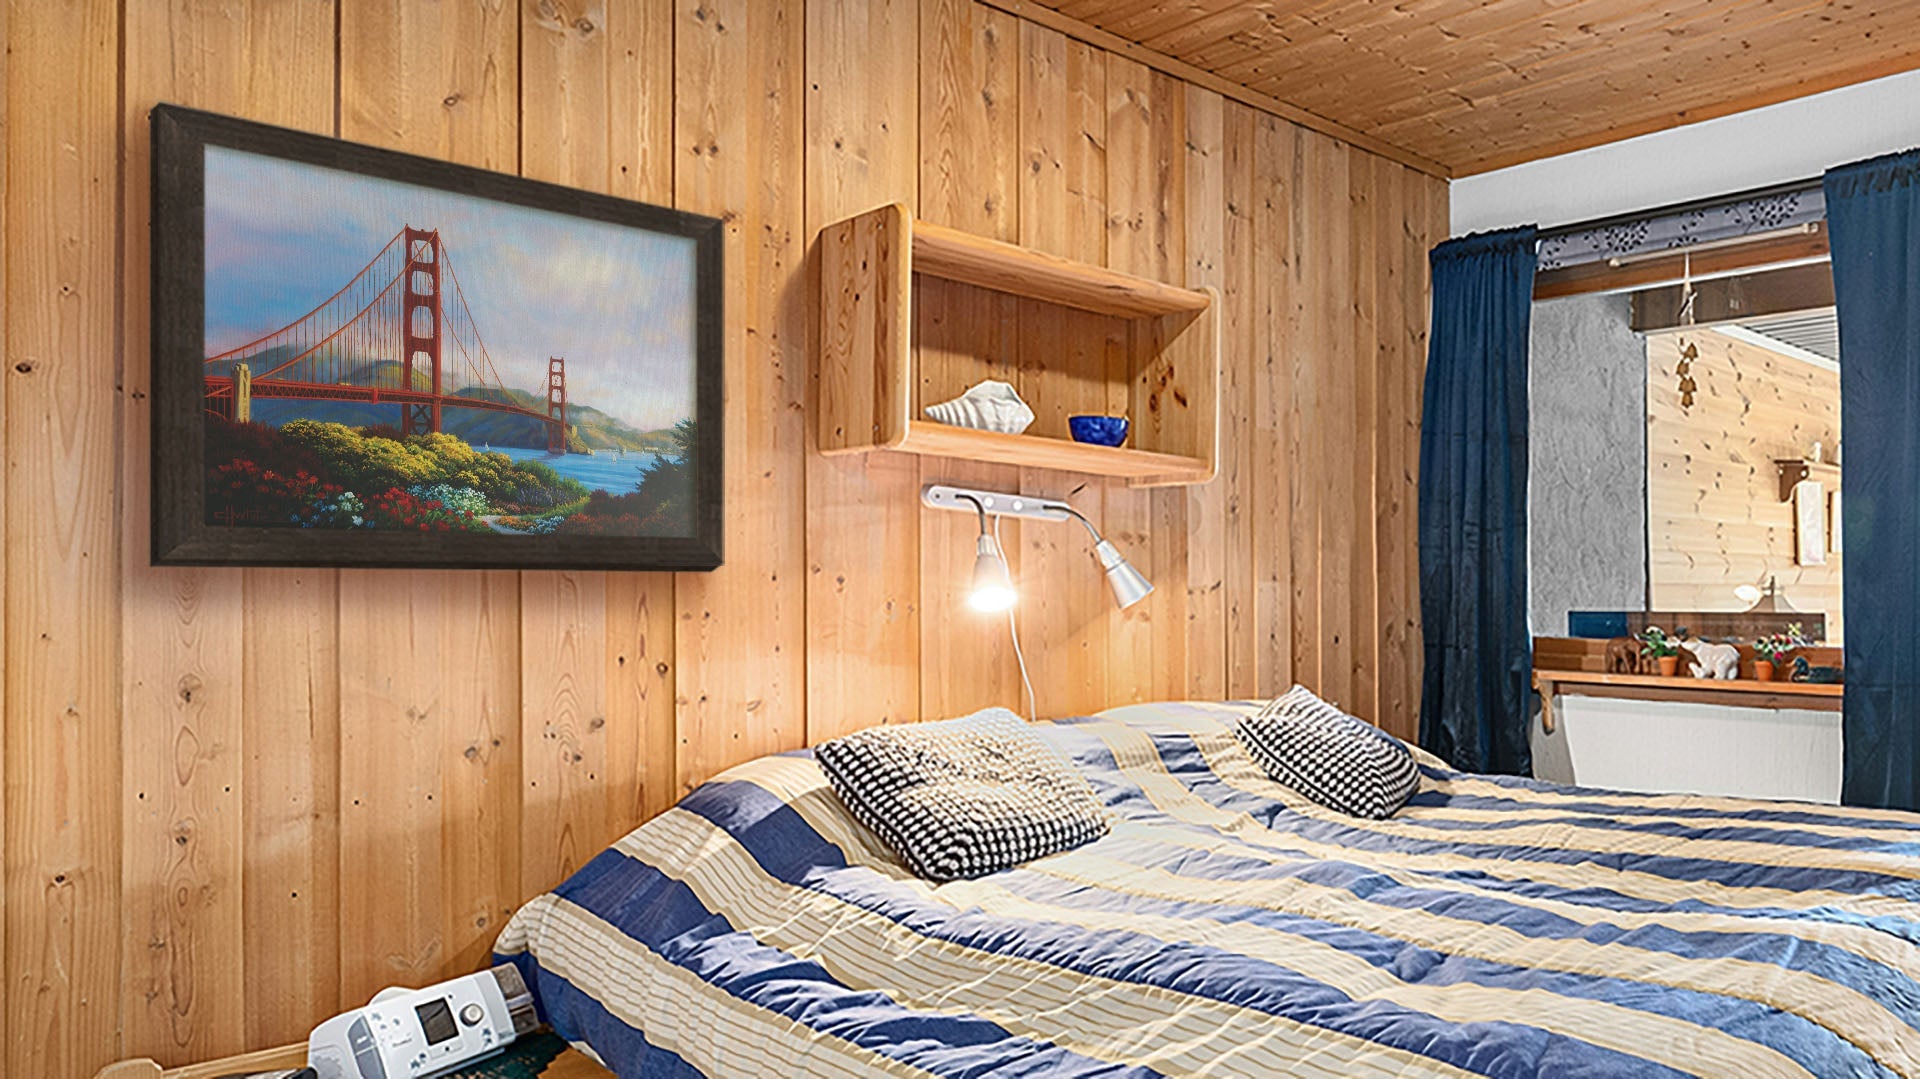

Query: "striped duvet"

xmin=495 ymin=701 xmax=1920 ymax=1077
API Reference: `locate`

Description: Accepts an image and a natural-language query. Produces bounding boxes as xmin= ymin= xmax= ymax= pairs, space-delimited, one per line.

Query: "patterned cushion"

xmin=814 ymin=708 xmax=1111 ymax=881
xmin=1234 ymin=686 xmax=1419 ymax=819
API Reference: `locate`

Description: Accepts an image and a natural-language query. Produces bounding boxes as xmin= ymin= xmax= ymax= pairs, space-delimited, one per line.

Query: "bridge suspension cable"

xmin=200 ymin=225 xmax=566 ymax=445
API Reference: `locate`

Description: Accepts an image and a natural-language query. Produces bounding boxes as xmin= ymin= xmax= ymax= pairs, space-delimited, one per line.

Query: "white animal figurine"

xmin=1678 ymin=639 xmax=1740 ymax=680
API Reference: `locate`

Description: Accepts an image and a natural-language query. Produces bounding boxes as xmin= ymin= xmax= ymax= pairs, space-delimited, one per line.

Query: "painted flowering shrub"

xmin=209 ymin=458 xmax=344 ymax=526
xmin=355 ymin=488 xmax=485 ymax=532
xmin=407 ymin=483 xmax=491 ymax=517
xmin=205 ymin=418 xmax=582 ymax=531
xmin=203 ymin=416 xmax=696 ymax=537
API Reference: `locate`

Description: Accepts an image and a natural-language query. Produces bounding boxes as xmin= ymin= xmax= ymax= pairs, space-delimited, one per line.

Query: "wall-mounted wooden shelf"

xmin=1532 ymin=668 xmax=1841 ymax=733
xmin=1532 ymin=637 xmax=1843 ymax=733
xmin=817 ymin=203 xmax=1219 ymax=488
xmin=904 ymin=421 xmax=1208 ymax=481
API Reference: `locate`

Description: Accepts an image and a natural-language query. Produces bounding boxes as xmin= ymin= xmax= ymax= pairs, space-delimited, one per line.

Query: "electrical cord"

xmin=994 ymin=512 xmax=1039 ymax=721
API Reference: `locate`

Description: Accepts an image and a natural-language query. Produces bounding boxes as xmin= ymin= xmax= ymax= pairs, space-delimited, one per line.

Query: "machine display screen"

xmin=415 ymin=998 xmax=458 ymax=1045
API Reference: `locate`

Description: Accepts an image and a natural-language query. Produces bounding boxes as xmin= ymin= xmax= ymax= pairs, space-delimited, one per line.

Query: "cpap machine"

xmin=304 ymin=964 xmax=540 ymax=1079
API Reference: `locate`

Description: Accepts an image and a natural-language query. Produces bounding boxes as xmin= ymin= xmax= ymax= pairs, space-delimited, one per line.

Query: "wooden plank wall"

xmin=1647 ymin=328 xmax=1843 ymax=641
xmin=0 ymin=1 xmax=1444 ymax=1073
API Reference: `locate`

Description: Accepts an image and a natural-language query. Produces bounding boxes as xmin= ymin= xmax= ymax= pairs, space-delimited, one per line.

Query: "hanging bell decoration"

xmin=1677 ymin=339 xmax=1698 ymax=410
xmin=1675 ymin=250 xmax=1699 ymax=411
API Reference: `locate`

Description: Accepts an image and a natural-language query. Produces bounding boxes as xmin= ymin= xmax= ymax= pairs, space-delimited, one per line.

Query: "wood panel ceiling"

xmin=1024 ymin=0 xmax=1920 ymax=175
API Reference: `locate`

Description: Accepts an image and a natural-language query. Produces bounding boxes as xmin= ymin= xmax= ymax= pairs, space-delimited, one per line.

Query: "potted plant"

xmin=1752 ymin=624 xmax=1806 ymax=682
xmin=1638 ymin=626 xmax=1681 ymax=676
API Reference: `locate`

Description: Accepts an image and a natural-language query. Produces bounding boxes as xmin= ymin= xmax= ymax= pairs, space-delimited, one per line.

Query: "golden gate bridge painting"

xmin=206 ymin=227 xmax=573 ymax=451
xmin=191 ymin=138 xmax=704 ymax=547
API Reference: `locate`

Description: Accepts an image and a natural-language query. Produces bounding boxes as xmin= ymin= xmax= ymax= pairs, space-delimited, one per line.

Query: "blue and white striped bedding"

xmin=495 ymin=700 xmax=1920 ymax=1077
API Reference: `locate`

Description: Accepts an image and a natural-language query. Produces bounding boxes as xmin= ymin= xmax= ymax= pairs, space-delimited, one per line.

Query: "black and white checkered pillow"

xmin=1234 ymin=686 xmax=1419 ymax=819
xmin=814 ymin=708 xmax=1110 ymax=881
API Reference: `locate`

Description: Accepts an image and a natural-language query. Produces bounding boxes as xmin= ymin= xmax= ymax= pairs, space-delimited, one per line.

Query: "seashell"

xmin=923 ymin=379 xmax=1035 ymax=435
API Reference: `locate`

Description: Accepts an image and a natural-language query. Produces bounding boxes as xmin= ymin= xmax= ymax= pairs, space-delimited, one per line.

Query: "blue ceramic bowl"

xmin=1068 ymin=415 xmax=1129 ymax=447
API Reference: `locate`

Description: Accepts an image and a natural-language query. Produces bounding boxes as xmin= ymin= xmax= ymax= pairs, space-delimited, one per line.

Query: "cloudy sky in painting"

xmin=203 ymin=146 xmax=697 ymax=432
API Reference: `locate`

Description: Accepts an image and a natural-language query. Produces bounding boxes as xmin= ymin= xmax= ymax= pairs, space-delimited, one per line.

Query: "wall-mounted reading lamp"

xmin=922 ymin=484 xmax=1154 ymax=611
xmin=923 ymin=483 xmax=1153 ymax=720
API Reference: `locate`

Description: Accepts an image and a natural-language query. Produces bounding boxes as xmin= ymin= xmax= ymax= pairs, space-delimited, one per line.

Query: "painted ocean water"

xmin=488 ymin=445 xmax=663 ymax=494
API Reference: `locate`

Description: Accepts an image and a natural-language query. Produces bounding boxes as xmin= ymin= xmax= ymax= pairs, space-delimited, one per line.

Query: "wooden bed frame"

xmin=95 ymin=1040 xmax=612 ymax=1079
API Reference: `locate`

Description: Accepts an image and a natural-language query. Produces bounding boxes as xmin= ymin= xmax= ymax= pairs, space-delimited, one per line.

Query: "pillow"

xmin=1234 ymin=686 xmax=1419 ymax=819
xmin=814 ymin=708 xmax=1110 ymax=881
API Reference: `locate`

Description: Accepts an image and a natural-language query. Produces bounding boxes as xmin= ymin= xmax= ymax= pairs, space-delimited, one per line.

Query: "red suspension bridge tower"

xmin=547 ymin=357 xmax=569 ymax=454
xmin=203 ymin=224 xmax=572 ymax=454
xmin=400 ymin=227 xmax=443 ymax=436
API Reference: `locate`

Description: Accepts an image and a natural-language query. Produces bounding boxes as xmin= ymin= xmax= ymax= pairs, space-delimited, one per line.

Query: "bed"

xmin=495 ymin=700 xmax=1920 ymax=1077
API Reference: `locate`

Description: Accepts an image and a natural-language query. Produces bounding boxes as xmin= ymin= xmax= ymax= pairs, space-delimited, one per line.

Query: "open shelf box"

xmin=817 ymin=203 xmax=1220 ymax=487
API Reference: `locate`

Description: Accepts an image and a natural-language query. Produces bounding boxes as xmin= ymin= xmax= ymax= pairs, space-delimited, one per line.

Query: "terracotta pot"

xmin=1755 ymin=660 xmax=1775 ymax=682
xmin=1657 ymin=655 xmax=1680 ymax=677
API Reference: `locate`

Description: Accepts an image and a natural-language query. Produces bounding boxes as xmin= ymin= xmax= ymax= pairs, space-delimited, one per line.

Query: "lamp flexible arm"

xmin=1055 ymin=503 xmax=1104 ymax=545
xmin=955 ymin=493 xmax=990 ymax=534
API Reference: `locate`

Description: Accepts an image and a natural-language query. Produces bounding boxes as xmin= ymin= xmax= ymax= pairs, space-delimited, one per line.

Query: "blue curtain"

xmin=1826 ymin=149 xmax=1920 ymax=810
xmin=1418 ymin=226 xmax=1538 ymax=775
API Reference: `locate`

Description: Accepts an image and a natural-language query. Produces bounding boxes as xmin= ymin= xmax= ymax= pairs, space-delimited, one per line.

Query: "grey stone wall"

xmin=1528 ymin=293 xmax=1648 ymax=637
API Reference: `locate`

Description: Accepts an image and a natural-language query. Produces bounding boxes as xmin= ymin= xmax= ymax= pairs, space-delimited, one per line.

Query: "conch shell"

xmin=922 ymin=379 xmax=1035 ymax=435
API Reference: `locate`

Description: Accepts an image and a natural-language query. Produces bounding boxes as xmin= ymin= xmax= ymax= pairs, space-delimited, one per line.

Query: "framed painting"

xmin=150 ymin=104 xmax=723 ymax=571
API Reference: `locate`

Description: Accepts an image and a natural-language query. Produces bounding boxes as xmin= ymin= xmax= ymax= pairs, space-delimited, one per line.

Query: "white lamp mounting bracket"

xmin=921 ymin=484 xmax=1073 ymax=523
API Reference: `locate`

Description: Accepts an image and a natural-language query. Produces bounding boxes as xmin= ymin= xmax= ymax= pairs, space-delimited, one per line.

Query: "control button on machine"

xmin=460 ymin=1002 xmax=485 ymax=1026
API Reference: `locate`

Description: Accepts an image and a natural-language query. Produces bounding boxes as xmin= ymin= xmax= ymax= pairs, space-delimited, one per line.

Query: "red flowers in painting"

xmin=209 ymin=455 xmax=480 ymax=532
xmin=210 ymin=457 xmax=342 ymax=525
xmin=359 ymin=488 xmax=464 ymax=532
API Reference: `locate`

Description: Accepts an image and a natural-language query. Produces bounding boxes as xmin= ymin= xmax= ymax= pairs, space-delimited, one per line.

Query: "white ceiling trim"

xmin=1717 ymin=323 xmax=1840 ymax=373
xmin=1452 ymin=69 xmax=1920 ymax=236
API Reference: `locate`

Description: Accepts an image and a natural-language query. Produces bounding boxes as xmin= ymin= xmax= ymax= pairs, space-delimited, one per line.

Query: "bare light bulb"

xmin=967 ymin=535 xmax=1017 ymax=612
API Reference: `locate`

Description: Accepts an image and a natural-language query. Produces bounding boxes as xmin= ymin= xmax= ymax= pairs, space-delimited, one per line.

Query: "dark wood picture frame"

xmin=150 ymin=104 xmax=724 ymax=571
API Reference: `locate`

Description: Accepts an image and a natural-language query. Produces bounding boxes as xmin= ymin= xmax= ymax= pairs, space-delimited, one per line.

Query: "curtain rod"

xmin=1534 ymin=176 xmax=1823 ymax=243
xmin=1602 ymin=221 xmax=1823 ymax=267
